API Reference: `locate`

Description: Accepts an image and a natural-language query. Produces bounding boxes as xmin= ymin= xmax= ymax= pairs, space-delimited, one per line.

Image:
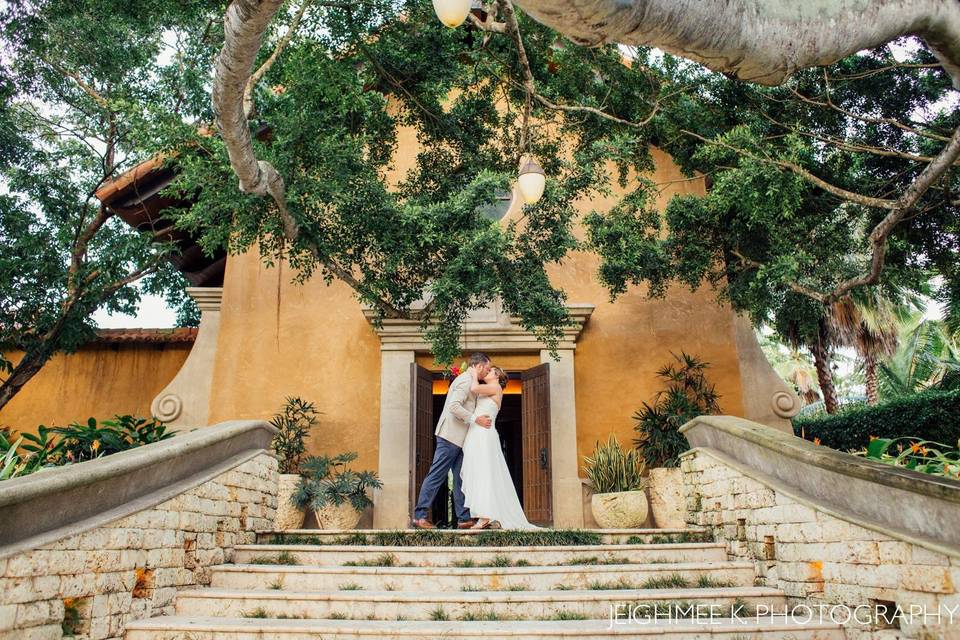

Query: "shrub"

xmin=1 ymin=415 xmax=172 ymax=480
xmin=583 ymin=434 xmax=647 ymax=493
xmin=270 ymin=397 xmax=318 ymax=474
xmin=793 ymin=388 xmax=960 ymax=452
xmin=633 ymin=352 xmax=720 ymax=468
xmin=857 ymin=436 xmax=960 ymax=480
xmin=291 ymin=452 xmax=382 ymax=513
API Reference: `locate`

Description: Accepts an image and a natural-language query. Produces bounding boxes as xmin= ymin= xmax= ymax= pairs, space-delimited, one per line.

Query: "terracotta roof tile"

xmin=94 ymin=328 xmax=198 ymax=344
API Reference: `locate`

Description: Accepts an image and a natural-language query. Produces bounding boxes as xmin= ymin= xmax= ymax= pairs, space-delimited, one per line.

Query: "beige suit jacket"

xmin=435 ymin=371 xmax=477 ymax=448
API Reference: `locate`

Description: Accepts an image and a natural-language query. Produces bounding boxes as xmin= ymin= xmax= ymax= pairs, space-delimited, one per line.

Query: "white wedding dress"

xmin=460 ymin=395 xmax=538 ymax=530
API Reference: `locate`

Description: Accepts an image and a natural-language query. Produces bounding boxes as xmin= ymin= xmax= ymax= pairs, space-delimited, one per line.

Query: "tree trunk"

xmin=864 ymin=354 xmax=879 ymax=405
xmin=0 ymin=347 xmax=55 ymax=413
xmin=512 ymin=0 xmax=960 ymax=87
xmin=809 ymin=340 xmax=839 ymax=415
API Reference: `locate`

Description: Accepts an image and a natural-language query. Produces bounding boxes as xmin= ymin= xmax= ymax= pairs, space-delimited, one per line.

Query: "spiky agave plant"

xmin=583 ymin=434 xmax=647 ymax=494
xmin=291 ymin=452 xmax=383 ymax=512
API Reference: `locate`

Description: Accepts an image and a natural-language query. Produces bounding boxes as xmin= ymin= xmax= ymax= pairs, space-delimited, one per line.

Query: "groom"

xmin=411 ymin=352 xmax=493 ymax=529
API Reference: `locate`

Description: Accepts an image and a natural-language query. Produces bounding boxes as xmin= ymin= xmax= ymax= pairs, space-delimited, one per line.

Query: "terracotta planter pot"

xmin=590 ymin=490 xmax=648 ymax=528
xmin=314 ymin=501 xmax=362 ymax=530
xmin=273 ymin=473 xmax=305 ymax=530
xmin=648 ymin=467 xmax=686 ymax=529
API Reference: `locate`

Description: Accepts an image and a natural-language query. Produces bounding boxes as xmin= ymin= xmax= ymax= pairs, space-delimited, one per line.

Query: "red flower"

xmin=450 ymin=366 xmax=461 ymax=376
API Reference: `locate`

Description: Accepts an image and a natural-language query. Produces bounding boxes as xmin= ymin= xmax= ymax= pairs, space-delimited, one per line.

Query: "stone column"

xmin=373 ymin=350 xmax=416 ymax=529
xmin=541 ymin=349 xmax=584 ymax=528
xmin=150 ymin=287 xmax=223 ymax=429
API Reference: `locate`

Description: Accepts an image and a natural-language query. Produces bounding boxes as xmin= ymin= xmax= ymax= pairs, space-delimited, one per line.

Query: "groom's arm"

xmin=449 ymin=376 xmax=491 ymax=428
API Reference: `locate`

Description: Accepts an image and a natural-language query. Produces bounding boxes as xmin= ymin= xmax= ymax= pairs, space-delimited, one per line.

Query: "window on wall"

xmin=477 ymin=189 xmax=514 ymax=221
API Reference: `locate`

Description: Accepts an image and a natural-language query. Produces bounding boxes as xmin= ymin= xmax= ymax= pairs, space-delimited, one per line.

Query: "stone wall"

xmin=0 ymin=452 xmax=277 ymax=640
xmin=682 ymin=449 xmax=960 ymax=640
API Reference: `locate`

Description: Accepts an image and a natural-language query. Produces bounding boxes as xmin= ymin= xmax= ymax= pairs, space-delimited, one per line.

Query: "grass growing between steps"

xmin=242 ymin=608 xmax=305 ymax=619
xmin=626 ymin=531 xmax=713 ymax=544
xmin=343 ymin=553 xmax=414 ymax=567
xmin=247 ymin=551 xmax=298 ymax=565
xmin=577 ymin=573 xmax=734 ymax=591
xmin=269 ymin=529 xmax=604 ymax=547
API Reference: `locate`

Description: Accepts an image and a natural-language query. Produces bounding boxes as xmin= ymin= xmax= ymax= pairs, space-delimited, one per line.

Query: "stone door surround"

xmin=364 ymin=301 xmax=594 ymax=528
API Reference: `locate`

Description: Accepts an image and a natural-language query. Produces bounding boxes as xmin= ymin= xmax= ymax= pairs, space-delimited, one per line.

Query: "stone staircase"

xmin=124 ymin=528 xmax=845 ymax=639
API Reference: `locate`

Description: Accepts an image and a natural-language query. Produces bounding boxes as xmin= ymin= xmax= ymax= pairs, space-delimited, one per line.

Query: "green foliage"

xmin=633 ymin=352 xmax=720 ymax=468
xmin=878 ymin=319 xmax=960 ymax=399
xmin=291 ymin=452 xmax=382 ymax=513
xmin=46 ymin=415 xmax=172 ymax=465
xmin=858 ymin=437 xmax=960 ymax=480
xmin=586 ymin=40 xmax=958 ymax=363
xmin=270 ymin=397 xmax=319 ymax=474
xmin=582 ymin=434 xmax=647 ymax=494
xmin=1 ymin=415 xmax=172 ymax=479
xmin=0 ymin=0 xmax=217 ymax=408
xmin=268 ymin=529 xmax=603 ymax=547
xmin=161 ymin=1 xmax=670 ymax=365
xmin=794 ymin=388 xmax=960 ymax=453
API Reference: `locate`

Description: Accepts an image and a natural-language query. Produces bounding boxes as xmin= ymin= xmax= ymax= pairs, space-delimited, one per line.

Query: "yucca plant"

xmin=270 ymin=397 xmax=319 ymax=474
xmin=633 ymin=352 xmax=720 ymax=468
xmin=291 ymin=452 xmax=382 ymax=513
xmin=583 ymin=434 xmax=647 ymax=494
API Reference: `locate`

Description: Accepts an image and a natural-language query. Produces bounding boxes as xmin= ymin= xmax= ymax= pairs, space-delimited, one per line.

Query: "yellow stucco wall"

xmin=206 ymin=145 xmax=745 ymax=475
xmin=0 ymin=344 xmax=191 ymax=434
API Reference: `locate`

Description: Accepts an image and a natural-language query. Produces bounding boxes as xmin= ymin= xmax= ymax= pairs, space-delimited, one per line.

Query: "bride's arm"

xmin=470 ymin=381 xmax=502 ymax=397
xmin=469 ymin=368 xmax=502 ymax=397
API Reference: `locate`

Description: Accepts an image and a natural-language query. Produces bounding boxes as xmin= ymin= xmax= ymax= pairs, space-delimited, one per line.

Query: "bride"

xmin=460 ymin=366 xmax=537 ymax=530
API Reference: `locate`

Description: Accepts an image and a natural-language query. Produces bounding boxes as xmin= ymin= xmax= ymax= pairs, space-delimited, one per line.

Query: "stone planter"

xmin=648 ymin=467 xmax=685 ymax=529
xmin=590 ymin=490 xmax=648 ymax=528
xmin=314 ymin=501 xmax=362 ymax=530
xmin=273 ymin=473 xmax=305 ymax=530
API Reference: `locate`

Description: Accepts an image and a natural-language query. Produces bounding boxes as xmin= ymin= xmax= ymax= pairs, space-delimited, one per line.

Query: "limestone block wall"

xmin=0 ymin=453 xmax=277 ymax=640
xmin=682 ymin=449 xmax=960 ymax=640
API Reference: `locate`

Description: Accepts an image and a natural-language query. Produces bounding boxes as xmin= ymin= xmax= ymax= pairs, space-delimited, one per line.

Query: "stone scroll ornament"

xmin=770 ymin=390 xmax=801 ymax=419
xmin=153 ymin=392 xmax=184 ymax=422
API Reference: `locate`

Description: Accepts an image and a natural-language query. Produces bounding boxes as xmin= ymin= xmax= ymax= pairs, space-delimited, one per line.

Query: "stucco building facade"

xmin=1 ymin=144 xmax=800 ymax=530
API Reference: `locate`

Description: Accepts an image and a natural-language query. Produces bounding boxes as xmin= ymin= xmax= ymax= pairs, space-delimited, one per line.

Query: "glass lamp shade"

xmin=517 ymin=158 xmax=546 ymax=204
xmin=432 ymin=0 xmax=471 ymax=27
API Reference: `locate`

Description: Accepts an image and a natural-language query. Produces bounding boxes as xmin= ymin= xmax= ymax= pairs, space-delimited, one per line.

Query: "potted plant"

xmin=292 ymin=452 xmax=382 ymax=530
xmin=634 ymin=352 xmax=720 ymax=528
xmin=583 ymin=434 xmax=649 ymax=528
xmin=270 ymin=397 xmax=318 ymax=530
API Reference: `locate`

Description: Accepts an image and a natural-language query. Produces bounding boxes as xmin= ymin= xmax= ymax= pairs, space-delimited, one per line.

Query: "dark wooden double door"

xmin=410 ymin=363 xmax=553 ymax=526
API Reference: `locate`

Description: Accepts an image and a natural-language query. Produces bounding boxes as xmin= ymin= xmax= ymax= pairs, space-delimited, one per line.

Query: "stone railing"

xmin=0 ymin=420 xmax=278 ymax=639
xmin=680 ymin=415 xmax=960 ymax=640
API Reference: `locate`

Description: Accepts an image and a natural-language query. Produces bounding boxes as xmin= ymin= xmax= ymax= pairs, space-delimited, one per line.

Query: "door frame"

xmin=369 ymin=301 xmax=592 ymax=529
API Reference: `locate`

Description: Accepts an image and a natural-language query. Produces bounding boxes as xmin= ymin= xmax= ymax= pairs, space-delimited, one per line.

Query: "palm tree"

xmin=828 ymin=288 xmax=919 ymax=405
xmin=878 ymin=318 xmax=960 ymax=398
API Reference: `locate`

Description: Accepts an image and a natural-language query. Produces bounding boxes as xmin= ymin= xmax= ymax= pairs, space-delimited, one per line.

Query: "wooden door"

xmin=410 ymin=364 xmax=435 ymax=515
xmin=522 ymin=363 xmax=552 ymax=525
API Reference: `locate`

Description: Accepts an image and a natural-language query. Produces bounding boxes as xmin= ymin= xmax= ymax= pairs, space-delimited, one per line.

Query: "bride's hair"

xmin=492 ymin=367 xmax=508 ymax=389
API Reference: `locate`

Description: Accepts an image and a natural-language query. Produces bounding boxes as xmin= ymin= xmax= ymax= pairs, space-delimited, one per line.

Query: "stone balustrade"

xmin=680 ymin=415 xmax=960 ymax=640
xmin=0 ymin=421 xmax=278 ymax=640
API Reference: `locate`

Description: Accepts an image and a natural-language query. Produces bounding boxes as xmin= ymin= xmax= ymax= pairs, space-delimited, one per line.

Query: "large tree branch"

xmin=731 ymin=124 xmax=960 ymax=305
xmin=212 ymin=0 xmax=431 ymax=321
xmin=512 ymin=0 xmax=960 ymax=87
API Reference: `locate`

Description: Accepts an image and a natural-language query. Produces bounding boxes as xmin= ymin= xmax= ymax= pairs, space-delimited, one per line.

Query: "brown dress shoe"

xmin=457 ymin=519 xmax=478 ymax=529
xmin=411 ymin=518 xmax=436 ymax=529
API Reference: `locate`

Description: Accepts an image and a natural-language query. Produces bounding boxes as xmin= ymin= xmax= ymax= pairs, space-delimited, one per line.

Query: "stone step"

xmin=174 ymin=586 xmax=787 ymax=621
xmin=256 ymin=528 xmax=711 ymax=546
xmin=231 ymin=542 xmax=728 ymax=566
xmin=125 ymin=615 xmax=845 ymax=639
xmin=209 ymin=561 xmax=756 ymax=592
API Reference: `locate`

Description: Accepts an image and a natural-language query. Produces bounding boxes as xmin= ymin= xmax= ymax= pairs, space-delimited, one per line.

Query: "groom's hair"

xmin=468 ymin=352 xmax=490 ymax=366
